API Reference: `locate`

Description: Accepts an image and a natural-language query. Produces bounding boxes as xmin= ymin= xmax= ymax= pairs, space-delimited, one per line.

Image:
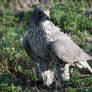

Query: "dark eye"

xmin=38 ymin=12 xmax=44 ymax=16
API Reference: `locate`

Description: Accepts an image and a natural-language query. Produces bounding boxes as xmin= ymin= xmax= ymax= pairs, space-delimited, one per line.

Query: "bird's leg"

xmin=36 ymin=60 xmax=55 ymax=87
xmin=56 ymin=64 xmax=70 ymax=87
xmin=61 ymin=64 xmax=70 ymax=83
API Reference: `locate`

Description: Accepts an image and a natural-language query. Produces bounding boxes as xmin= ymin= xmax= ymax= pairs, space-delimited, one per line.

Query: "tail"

xmin=76 ymin=61 xmax=92 ymax=74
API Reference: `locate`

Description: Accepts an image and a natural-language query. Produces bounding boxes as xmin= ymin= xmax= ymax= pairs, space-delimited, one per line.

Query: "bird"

xmin=23 ymin=8 xmax=92 ymax=87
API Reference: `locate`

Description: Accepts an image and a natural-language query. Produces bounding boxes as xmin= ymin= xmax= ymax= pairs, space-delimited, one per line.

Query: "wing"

xmin=51 ymin=35 xmax=92 ymax=64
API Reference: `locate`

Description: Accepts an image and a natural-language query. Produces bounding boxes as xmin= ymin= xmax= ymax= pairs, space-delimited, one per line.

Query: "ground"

xmin=0 ymin=0 xmax=92 ymax=92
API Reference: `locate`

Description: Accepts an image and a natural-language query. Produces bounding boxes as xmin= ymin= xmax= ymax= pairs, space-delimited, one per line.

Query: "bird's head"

xmin=31 ymin=8 xmax=50 ymax=24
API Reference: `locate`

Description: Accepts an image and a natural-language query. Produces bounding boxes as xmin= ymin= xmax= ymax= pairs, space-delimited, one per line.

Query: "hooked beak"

xmin=44 ymin=10 xmax=50 ymax=20
xmin=45 ymin=15 xmax=50 ymax=20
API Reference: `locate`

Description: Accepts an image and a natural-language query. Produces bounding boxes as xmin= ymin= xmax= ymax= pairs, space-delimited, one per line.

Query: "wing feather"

xmin=51 ymin=36 xmax=92 ymax=64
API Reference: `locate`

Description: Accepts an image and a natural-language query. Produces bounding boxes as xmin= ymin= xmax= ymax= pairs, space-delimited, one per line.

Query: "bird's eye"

xmin=38 ymin=12 xmax=44 ymax=16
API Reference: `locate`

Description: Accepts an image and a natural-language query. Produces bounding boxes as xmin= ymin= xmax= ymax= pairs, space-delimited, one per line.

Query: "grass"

xmin=0 ymin=0 xmax=92 ymax=92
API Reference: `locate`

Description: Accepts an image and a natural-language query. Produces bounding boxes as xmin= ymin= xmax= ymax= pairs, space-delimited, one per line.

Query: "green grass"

xmin=0 ymin=0 xmax=92 ymax=92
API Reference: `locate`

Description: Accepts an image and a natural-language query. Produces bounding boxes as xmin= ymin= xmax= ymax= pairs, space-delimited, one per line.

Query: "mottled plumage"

xmin=23 ymin=8 xmax=92 ymax=87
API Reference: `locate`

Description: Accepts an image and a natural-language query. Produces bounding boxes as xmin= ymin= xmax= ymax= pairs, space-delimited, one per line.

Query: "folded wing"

xmin=51 ymin=36 xmax=92 ymax=64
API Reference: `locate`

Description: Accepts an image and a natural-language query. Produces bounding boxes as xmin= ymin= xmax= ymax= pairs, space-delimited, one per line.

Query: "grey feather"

xmin=23 ymin=32 xmax=54 ymax=86
xmin=51 ymin=36 xmax=92 ymax=64
xmin=23 ymin=8 xmax=92 ymax=87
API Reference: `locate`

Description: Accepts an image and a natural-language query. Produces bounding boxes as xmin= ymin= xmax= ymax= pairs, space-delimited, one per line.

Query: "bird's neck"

xmin=39 ymin=20 xmax=59 ymax=34
xmin=29 ymin=20 xmax=60 ymax=40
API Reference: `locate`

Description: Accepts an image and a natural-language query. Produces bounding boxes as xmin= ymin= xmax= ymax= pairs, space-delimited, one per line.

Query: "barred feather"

xmin=23 ymin=8 xmax=92 ymax=87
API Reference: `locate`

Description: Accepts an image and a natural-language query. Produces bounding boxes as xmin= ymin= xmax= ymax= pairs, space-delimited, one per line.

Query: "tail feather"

xmin=76 ymin=61 xmax=92 ymax=74
xmin=85 ymin=62 xmax=92 ymax=73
